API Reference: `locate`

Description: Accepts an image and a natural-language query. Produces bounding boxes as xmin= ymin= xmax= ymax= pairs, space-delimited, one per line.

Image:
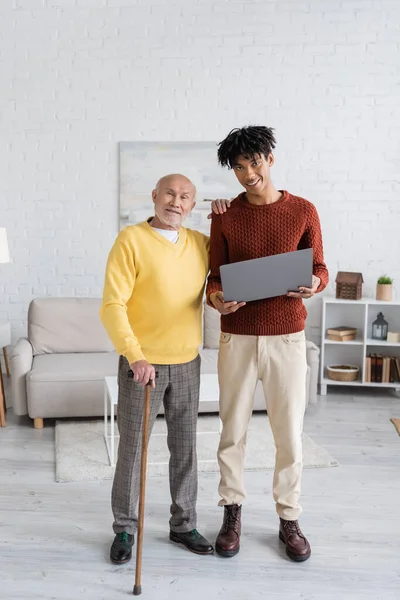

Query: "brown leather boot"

xmin=279 ymin=518 xmax=311 ymax=562
xmin=215 ymin=504 xmax=241 ymax=558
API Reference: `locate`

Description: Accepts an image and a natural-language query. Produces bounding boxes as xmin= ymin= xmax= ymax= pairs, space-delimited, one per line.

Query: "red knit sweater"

xmin=206 ymin=191 xmax=329 ymax=336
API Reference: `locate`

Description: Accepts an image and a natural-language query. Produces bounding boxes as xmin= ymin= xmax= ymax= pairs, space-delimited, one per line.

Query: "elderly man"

xmin=100 ymin=174 xmax=214 ymax=563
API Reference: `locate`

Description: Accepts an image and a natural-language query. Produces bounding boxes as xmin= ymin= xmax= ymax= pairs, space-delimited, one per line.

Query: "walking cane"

xmin=133 ymin=372 xmax=157 ymax=596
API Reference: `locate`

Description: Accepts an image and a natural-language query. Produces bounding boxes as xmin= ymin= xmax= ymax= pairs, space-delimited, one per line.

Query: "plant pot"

xmin=376 ymin=284 xmax=392 ymax=302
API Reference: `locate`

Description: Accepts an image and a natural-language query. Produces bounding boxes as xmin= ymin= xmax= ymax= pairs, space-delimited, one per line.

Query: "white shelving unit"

xmin=320 ymin=297 xmax=400 ymax=395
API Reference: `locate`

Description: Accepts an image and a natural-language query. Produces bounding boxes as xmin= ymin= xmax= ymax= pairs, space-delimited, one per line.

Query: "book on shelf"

xmin=365 ymin=353 xmax=400 ymax=383
xmin=394 ymin=357 xmax=400 ymax=381
xmin=328 ymin=333 xmax=357 ymax=342
xmin=376 ymin=355 xmax=383 ymax=383
xmin=365 ymin=355 xmax=371 ymax=382
xmin=326 ymin=326 xmax=358 ymax=337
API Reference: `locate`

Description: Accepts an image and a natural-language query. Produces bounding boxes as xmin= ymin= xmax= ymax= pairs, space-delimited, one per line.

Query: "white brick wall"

xmin=1 ymin=0 xmax=400 ymax=344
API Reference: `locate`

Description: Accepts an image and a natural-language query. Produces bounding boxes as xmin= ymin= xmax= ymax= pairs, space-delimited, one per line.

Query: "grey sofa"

xmin=10 ymin=298 xmax=117 ymax=428
xmin=10 ymin=297 xmax=320 ymax=428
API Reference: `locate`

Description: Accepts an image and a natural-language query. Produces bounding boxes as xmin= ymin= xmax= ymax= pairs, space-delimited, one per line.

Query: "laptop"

xmin=220 ymin=248 xmax=313 ymax=303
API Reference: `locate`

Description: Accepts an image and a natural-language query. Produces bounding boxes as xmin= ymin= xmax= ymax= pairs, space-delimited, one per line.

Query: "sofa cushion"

xmin=27 ymin=352 xmax=118 ymax=383
xmin=28 ymin=297 xmax=114 ymax=355
xmin=26 ymin=352 xmax=117 ymax=419
xmin=203 ymin=303 xmax=220 ymax=349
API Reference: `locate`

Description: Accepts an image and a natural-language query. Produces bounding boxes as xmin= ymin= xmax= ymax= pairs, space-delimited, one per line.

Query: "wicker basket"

xmin=327 ymin=365 xmax=359 ymax=382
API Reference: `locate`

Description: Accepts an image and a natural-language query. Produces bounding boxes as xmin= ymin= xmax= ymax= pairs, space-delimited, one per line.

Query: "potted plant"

xmin=376 ymin=275 xmax=393 ymax=301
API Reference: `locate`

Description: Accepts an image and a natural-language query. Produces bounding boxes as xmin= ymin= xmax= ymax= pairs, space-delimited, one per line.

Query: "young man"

xmin=206 ymin=126 xmax=329 ymax=562
xmin=100 ymin=174 xmax=214 ymax=564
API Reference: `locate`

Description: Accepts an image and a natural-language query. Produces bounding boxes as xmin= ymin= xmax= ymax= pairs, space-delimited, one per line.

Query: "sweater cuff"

xmin=125 ymin=347 xmax=146 ymax=365
xmin=314 ymin=273 xmax=328 ymax=294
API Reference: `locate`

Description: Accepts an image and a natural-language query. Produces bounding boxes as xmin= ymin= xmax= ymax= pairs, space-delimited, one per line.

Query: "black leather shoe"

xmin=169 ymin=529 xmax=214 ymax=555
xmin=110 ymin=532 xmax=134 ymax=564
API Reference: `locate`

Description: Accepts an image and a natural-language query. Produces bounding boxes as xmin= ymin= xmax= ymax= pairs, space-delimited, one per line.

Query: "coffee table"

xmin=104 ymin=375 xmax=222 ymax=467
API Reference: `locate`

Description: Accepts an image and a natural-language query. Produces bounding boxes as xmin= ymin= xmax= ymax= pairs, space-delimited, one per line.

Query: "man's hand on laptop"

xmin=207 ymin=198 xmax=233 ymax=219
xmin=130 ymin=360 xmax=156 ymax=388
xmin=210 ymin=291 xmax=246 ymax=315
xmin=287 ymin=275 xmax=321 ymax=299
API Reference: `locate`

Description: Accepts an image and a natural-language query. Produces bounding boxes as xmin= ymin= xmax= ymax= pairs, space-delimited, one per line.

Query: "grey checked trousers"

xmin=112 ymin=354 xmax=201 ymax=535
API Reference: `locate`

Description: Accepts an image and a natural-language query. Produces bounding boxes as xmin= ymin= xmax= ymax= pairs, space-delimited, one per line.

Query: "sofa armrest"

xmin=306 ymin=340 xmax=320 ymax=363
xmin=10 ymin=338 xmax=33 ymax=416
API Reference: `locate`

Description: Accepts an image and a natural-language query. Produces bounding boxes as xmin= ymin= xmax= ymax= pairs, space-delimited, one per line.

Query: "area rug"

xmin=55 ymin=414 xmax=338 ymax=483
xmin=390 ymin=418 xmax=400 ymax=436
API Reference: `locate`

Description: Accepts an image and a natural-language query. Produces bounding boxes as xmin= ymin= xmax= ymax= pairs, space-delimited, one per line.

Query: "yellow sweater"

xmin=100 ymin=221 xmax=210 ymax=365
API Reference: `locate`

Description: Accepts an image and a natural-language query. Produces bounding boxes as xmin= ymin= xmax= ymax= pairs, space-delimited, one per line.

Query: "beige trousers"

xmin=217 ymin=331 xmax=307 ymax=521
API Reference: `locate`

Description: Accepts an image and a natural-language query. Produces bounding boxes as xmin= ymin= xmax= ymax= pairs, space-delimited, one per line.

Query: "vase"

xmin=376 ymin=284 xmax=392 ymax=301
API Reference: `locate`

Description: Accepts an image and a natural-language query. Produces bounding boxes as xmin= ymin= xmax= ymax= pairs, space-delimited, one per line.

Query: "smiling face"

xmin=151 ymin=174 xmax=196 ymax=230
xmin=232 ymin=153 xmax=274 ymax=196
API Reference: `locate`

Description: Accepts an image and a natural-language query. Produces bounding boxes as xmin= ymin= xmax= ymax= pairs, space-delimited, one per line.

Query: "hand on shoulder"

xmin=207 ymin=198 xmax=234 ymax=219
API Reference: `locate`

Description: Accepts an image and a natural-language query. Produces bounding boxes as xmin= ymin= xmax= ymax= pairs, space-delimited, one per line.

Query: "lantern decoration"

xmin=371 ymin=312 xmax=388 ymax=341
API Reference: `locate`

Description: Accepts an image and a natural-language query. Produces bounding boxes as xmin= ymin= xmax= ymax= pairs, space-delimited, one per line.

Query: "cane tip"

xmin=133 ymin=585 xmax=142 ymax=595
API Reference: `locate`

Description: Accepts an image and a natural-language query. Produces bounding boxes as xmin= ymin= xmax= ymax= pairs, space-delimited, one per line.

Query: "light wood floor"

xmin=1 ymin=383 xmax=400 ymax=600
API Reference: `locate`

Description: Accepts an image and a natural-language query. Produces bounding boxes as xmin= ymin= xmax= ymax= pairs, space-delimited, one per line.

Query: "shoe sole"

xmin=279 ymin=531 xmax=311 ymax=562
xmin=169 ymin=533 xmax=214 ymax=555
xmin=110 ymin=553 xmax=132 ymax=565
xmin=215 ymin=544 xmax=240 ymax=558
